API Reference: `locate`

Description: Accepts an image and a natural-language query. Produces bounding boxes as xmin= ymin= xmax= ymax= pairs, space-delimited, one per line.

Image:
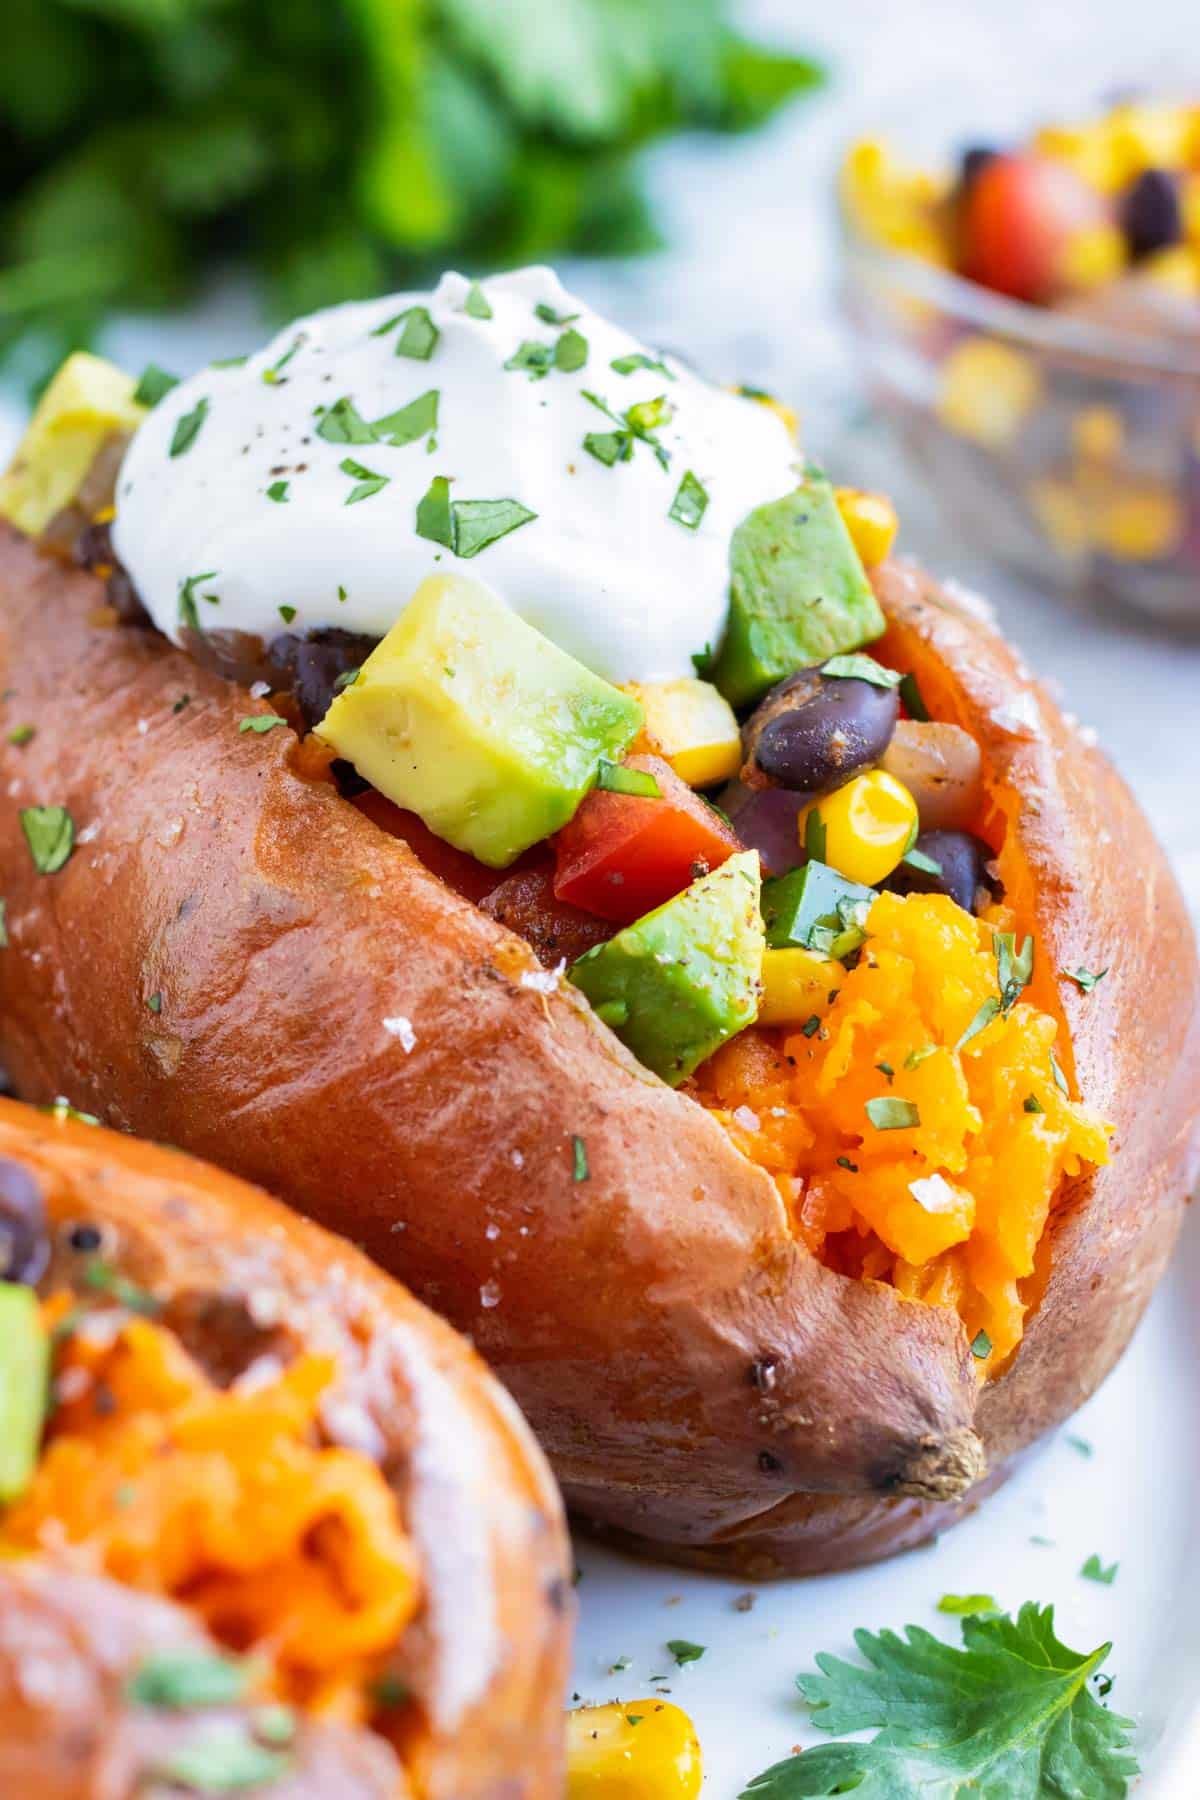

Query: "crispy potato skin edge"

xmin=0 ymin=527 xmax=1194 ymax=1576
xmin=0 ymin=1099 xmax=571 ymax=1797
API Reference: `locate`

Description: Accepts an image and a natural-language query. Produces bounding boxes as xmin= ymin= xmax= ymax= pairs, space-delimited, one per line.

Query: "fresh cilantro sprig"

xmin=740 ymin=1603 xmax=1137 ymax=1799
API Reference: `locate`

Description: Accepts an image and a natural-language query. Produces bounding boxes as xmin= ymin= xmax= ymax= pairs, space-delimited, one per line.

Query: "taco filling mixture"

xmin=0 ymin=266 xmax=1110 ymax=1371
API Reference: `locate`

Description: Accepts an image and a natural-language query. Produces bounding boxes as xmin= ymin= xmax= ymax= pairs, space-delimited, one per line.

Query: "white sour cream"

xmin=113 ymin=267 xmax=799 ymax=684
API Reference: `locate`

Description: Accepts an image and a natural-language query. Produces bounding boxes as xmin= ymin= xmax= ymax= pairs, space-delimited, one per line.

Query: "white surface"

xmin=569 ymin=1211 xmax=1200 ymax=1794
xmin=1 ymin=0 xmax=1196 ymax=1789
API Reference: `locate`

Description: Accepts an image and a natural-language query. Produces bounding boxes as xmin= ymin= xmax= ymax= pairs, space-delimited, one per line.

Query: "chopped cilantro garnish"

xmin=820 ymin=652 xmax=902 ymax=689
xmin=316 ymin=396 xmax=377 ymax=444
xmin=902 ymin=846 xmax=943 ymax=877
xmin=1062 ymin=965 xmax=1108 ymax=993
xmin=1023 ymin=1093 xmax=1045 ymax=1114
xmin=1050 ymin=1049 xmax=1070 ymax=1096
xmin=372 ymin=389 xmax=439 ymax=447
xmin=875 ymin=1060 xmax=894 ymax=1081
xmin=83 ymin=1260 xmax=159 ymax=1315
xmin=956 ymin=996 xmax=1000 ymax=1050
xmin=463 ymin=281 xmax=493 ymax=319
xmin=146 ymin=992 xmax=162 ymax=1014
xmin=414 ymin=476 xmax=536 ymax=558
xmin=611 ymin=351 xmax=674 ymax=378
xmin=905 ymin=1045 xmax=936 ymax=1069
xmin=865 ymin=1095 xmax=919 ymax=1130
xmin=239 ymin=714 xmax=288 ymax=734
xmin=151 ymin=1731 xmax=291 ymax=1794
xmin=278 ymin=604 xmax=296 ymax=623
xmin=1066 ymin=1434 xmax=1093 ymax=1456
xmin=505 ymin=339 xmax=556 ymax=379
xmin=802 ymin=1016 xmax=822 ymax=1038
xmin=995 ymin=931 xmax=1034 ymax=1011
xmin=266 ymin=480 xmax=289 ymax=503
xmin=1080 ymin=1554 xmax=1118 ymax=1585
xmin=571 ymin=1135 xmax=589 ymax=1182
xmin=970 ymin=1328 xmax=992 ymax=1358
xmin=668 ymin=469 xmax=708 ymax=530
xmin=19 ymin=806 xmax=74 ymax=875
xmin=555 ymin=327 xmax=588 ymax=372
xmin=535 ymin=302 xmax=580 ymax=326
xmin=133 ymin=363 xmax=179 ymax=407
xmin=667 ymin=1639 xmax=706 ymax=1667
xmin=835 ymin=1154 xmax=858 ymax=1171
xmin=178 ymin=570 xmax=217 ymax=633
xmin=7 ymin=724 xmax=34 ymax=746
xmin=126 ymin=1650 xmax=251 ymax=1710
xmin=261 ymin=335 xmax=305 ymax=384
xmin=375 ymin=305 xmax=439 ymax=360
xmin=804 ymin=807 xmax=827 ymax=865
xmin=339 ymin=457 xmax=390 ymax=505
xmin=936 ymin=1593 xmax=1000 ymax=1617
xmin=168 ymin=396 xmax=209 ymax=457
xmin=898 ymin=670 xmax=930 ymax=721
xmin=583 ymin=429 xmax=631 ymax=467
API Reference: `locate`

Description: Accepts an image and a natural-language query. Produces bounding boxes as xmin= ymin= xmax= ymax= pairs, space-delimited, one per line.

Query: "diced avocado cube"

xmin=709 ymin=471 xmax=886 ymax=707
xmin=0 ymin=353 xmax=144 ymax=537
xmin=570 ymin=850 xmax=764 ymax=1085
xmin=761 ymin=860 xmax=876 ymax=959
xmin=318 ymin=573 xmax=642 ymax=868
xmin=0 ymin=1283 xmax=49 ymax=1503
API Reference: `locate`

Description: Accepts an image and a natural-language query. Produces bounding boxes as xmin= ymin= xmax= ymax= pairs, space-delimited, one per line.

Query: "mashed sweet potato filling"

xmin=690 ymin=892 xmax=1109 ymax=1364
xmin=0 ymin=1313 xmax=419 ymax=1722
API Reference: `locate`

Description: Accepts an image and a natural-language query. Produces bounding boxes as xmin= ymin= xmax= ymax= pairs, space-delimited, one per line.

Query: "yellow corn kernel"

xmin=1182 ymin=173 xmax=1200 ymax=248
xmin=1026 ymin=477 xmax=1091 ymax=560
xmin=1138 ymin=245 xmax=1200 ymax=297
xmin=759 ymin=947 xmax=846 ymax=1027
xmin=936 ymin=339 xmax=1041 ymax=450
xmin=566 ymin=1700 xmax=703 ymax=1800
xmin=1034 ymin=122 xmax=1123 ymax=194
xmin=839 ymin=138 xmax=951 ymax=263
xmin=834 ymin=487 xmax=899 ymax=566
xmin=1107 ymin=101 xmax=1194 ymax=184
xmin=1071 ymin=406 xmax=1124 ymax=464
xmin=799 ymin=770 xmax=918 ymax=888
xmin=1058 ymin=222 xmax=1126 ymax=291
xmin=1093 ymin=483 xmax=1183 ymax=562
xmin=622 ymin=678 xmax=742 ymax=789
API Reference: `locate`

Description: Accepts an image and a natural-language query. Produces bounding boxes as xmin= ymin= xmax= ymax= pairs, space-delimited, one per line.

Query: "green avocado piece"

xmin=570 ymin=851 xmax=764 ymax=1085
xmin=0 ymin=1282 xmax=49 ymax=1503
xmin=318 ymin=573 xmax=643 ymax=868
xmin=709 ymin=471 xmax=886 ymax=707
xmin=761 ymin=860 xmax=876 ymax=958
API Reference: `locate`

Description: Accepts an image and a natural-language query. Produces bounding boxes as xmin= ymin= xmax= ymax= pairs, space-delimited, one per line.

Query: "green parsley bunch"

xmin=0 ymin=0 xmax=821 ymax=391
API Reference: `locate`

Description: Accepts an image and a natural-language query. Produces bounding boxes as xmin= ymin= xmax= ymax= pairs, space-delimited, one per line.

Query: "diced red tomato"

xmin=959 ymin=153 xmax=1107 ymax=303
xmin=552 ymin=753 xmax=743 ymax=925
xmin=479 ymin=860 xmax=615 ymax=967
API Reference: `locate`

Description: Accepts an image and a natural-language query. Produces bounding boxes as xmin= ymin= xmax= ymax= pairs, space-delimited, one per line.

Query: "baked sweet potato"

xmin=0 ymin=525 xmax=1196 ymax=1577
xmin=0 ymin=1098 xmax=570 ymax=1795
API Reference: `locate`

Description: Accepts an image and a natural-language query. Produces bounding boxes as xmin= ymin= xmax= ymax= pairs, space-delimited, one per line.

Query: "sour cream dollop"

xmin=114 ymin=267 xmax=799 ymax=683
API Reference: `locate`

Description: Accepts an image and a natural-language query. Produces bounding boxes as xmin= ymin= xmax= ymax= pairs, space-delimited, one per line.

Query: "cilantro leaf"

xmin=20 ymin=805 xmax=74 ymax=875
xmin=316 ymin=396 xmax=378 ymax=444
xmin=133 ymin=363 xmax=179 ymax=407
xmin=668 ymin=469 xmax=708 ymax=530
xmin=740 ymin=1603 xmax=1137 ymax=1799
xmin=372 ymin=388 xmax=439 ymax=447
xmin=463 ymin=281 xmax=492 ymax=318
xmin=415 ymin=476 xmax=535 ymax=557
xmin=168 ymin=396 xmax=209 ymax=458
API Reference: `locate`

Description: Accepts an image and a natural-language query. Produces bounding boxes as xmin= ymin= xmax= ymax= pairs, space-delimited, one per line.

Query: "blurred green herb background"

xmin=0 ymin=0 xmax=820 ymax=389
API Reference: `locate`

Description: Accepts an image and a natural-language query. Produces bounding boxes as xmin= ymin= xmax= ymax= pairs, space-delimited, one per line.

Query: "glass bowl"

xmin=836 ymin=133 xmax=1200 ymax=630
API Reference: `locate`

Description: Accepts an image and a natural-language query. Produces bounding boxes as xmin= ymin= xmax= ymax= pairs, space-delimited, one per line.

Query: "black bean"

xmin=746 ymin=671 xmax=899 ymax=794
xmin=0 ymin=1157 xmax=50 ymax=1285
xmin=1120 ymin=169 xmax=1182 ymax=261
xmin=265 ymin=629 xmax=380 ymax=731
xmin=883 ymin=830 xmax=1001 ymax=915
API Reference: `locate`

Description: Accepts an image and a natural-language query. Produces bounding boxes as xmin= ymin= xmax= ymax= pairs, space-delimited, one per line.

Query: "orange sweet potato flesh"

xmin=0 ymin=527 xmax=1196 ymax=1577
xmin=0 ymin=1098 xmax=570 ymax=1798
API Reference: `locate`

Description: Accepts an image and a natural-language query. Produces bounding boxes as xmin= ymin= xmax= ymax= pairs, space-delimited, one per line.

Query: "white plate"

xmin=570 ymin=1207 xmax=1200 ymax=1795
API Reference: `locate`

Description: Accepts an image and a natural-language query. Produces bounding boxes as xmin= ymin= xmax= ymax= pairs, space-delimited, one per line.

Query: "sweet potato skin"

xmin=0 ymin=525 xmax=1195 ymax=1575
xmin=0 ymin=1099 xmax=570 ymax=1797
